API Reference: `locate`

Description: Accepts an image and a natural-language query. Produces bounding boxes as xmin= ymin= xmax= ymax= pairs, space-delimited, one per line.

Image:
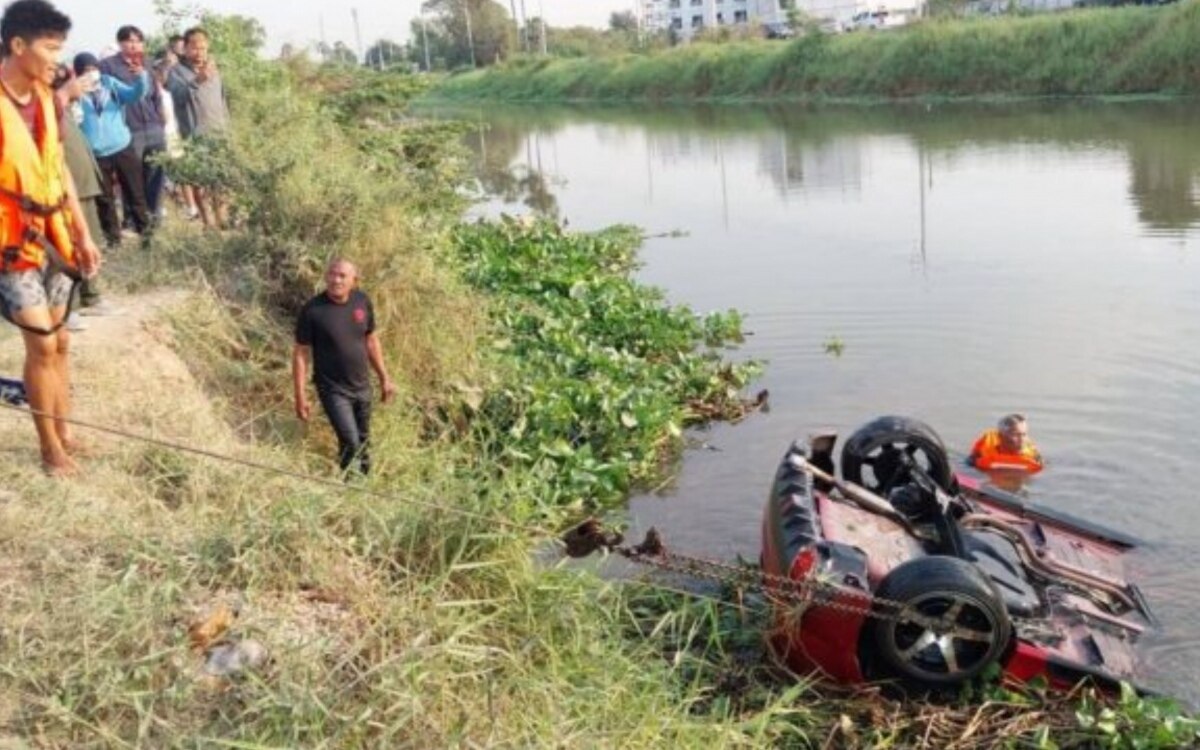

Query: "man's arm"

xmin=109 ymin=72 xmax=149 ymax=105
xmin=365 ymin=333 xmax=396 ymax=404
xmin=61 ymin=160 xmax=101 ymax=276
xmin=165 ymin=65 xmax=197 ymax=98
xmin=292 ymin=343 xmax=312 ymax=421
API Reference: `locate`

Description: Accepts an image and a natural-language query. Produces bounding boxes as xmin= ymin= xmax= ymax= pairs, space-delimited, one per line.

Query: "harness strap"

xmin=0 ymin=232 xmax=81 ymax=337
xmin=0 ymin=185 xmax=67 ymax=218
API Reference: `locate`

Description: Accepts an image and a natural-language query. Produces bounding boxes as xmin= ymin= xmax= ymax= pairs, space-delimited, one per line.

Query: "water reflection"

xmin=449 ymin=101 xmax=1200 ymax=235
xmin=464 ymin=120 xmax=561 ymax=218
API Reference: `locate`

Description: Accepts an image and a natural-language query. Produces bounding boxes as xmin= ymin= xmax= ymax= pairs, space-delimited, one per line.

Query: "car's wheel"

xmin=841 ymin=415 xmax=954 ymax=496
xmin=868 ymin=556 xmax=1011 ymax=688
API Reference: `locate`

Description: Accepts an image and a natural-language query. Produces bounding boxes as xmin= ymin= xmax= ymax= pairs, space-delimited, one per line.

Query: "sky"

xmin=55 ymin=1 xmax=617 ymax=58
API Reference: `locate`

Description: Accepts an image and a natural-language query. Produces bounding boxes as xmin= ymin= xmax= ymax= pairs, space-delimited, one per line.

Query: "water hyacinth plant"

xmin=452 ymin=219 xmax=760 ymax=509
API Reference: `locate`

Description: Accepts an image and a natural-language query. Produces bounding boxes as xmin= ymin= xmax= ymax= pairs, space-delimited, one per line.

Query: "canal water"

xmin=437 ymin=100 xmax=1200 ymax=703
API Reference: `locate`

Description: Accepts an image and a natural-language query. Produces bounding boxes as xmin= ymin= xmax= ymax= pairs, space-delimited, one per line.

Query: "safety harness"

xmin=0 ymin=186 xmax=81 ymax=337
xmin=0 ymin=83 xmax=82 ymax=337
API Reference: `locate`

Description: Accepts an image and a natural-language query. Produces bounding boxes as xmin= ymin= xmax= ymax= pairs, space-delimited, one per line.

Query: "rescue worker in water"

xmin=968 ymin=413 xmax=1044 ymax=474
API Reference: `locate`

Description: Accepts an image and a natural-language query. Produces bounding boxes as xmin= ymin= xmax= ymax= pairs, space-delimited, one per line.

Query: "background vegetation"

xmin=431 ymin=2 xmax=1200 ymax=100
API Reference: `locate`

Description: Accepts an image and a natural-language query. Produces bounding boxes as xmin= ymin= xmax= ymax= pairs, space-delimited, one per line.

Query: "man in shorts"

xmin=0 ymin=0 xmax=103 ymax=476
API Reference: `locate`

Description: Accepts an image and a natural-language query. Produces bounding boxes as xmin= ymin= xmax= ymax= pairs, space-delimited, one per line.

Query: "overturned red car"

xmin=761 ymin=416 xmax=1157 ymax=693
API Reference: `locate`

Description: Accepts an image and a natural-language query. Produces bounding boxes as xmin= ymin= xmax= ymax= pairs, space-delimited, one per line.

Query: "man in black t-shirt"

xmin=293 ymin=258 xmax=396 ymax=475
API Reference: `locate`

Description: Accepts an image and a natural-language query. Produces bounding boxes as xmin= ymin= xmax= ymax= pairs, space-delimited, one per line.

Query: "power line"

xmin=0 ymin=401 xmax=551 ymax=537
xmin=0 ymin=403 xmax=778 ymax=617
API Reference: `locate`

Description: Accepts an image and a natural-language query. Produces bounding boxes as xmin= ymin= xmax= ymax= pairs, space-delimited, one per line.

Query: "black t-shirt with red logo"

xmin=295 ymin=289 xmax=376 ymax=397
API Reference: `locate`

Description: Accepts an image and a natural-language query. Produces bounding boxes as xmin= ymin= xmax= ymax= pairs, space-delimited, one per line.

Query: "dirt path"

xmin=0 ymin=289 xmax=237 ymax=498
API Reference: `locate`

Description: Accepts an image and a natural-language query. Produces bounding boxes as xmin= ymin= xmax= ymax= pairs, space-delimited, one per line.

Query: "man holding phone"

xmin=73 ymin=51 xmax=150 ymax=246
xmin=100 ymin=25 xmax=166 ymax=230
xmin=165 ymin=27 xmax=229 ymax=229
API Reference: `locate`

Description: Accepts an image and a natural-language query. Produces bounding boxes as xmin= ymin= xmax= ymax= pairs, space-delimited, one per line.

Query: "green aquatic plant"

xmin=452 ymin=218 xmax=761 ymax=509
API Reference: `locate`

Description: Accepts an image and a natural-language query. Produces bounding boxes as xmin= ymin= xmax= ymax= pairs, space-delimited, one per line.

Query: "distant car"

xmin=846 ymin=8 xmax=914 ymax=31
xmin=763 ymin=21 xmax=795 ymax=39
xmin=848 ymin=9 xmax=890 ymax=30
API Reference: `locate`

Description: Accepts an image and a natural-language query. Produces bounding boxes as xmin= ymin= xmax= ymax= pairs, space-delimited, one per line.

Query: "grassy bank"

xmin=0 ymin=10 xmax=1197 ymax=750
xmin=432 ymin=2 xmax=1200 ymax=101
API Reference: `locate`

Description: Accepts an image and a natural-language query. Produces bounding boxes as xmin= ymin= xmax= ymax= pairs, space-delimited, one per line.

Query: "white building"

xmin=640 ymin=0 xmax=788 ymax=40
xmin=641 ymin=0 xmax=923 ymax=39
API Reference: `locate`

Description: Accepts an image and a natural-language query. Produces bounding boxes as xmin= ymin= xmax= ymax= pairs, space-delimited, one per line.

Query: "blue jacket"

xmin=100 ymin=54 xmax=166 ymax=147
xmin=78 ymin=72 xmax=149 ymax=158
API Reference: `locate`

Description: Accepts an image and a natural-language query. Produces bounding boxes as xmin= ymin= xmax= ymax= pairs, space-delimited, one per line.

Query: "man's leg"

xmin=0 ymin=269 xmax=74 ymax=474
xmin=317 ymin=389 xmax=362 ymax=473
xmin=20 ymin=325 xmax=72 ymax=473
xmin=44 ymin=275 xmax=75 ymax=452
xmin=142 ymin=143 xmax=166 ymax=223
xmin=94 ymin=155 xmax=122 ymax=247
xmin=112 ymin=145 xmax=151 ymax=236
xmin=194 ymin=186 xmax=214 ymax=229
xmin=78 ymin=199 xmax=104 ymax=308
xmin=352 ymin=396 xmax=373 ymax=475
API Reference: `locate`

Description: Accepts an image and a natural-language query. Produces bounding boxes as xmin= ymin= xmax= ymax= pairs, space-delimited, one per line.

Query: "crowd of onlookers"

xmin=65 ymin=24 xmax=230 ymax=240
xmin=51 ymin=23 xmax=230 ymax=317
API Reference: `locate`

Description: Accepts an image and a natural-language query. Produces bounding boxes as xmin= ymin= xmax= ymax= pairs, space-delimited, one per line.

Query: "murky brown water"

xmin=436 ymin=100 xmax=1200 ymax=703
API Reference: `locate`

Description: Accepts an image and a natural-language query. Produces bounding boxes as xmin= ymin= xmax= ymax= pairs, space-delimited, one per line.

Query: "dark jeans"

xmin=131 ymin=134 xmax=166 ymax=221
xmin=96 ymin=144 xmax=150 ymax=243
xmin=318 ymin=389 xmax=372 ymax=475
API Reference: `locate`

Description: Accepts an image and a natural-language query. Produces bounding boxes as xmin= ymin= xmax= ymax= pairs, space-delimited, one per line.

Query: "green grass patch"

xmin=430 ymin=4 xmax=1200 ymax=102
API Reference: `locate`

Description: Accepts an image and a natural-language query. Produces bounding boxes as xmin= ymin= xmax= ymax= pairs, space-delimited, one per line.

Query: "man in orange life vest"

xmin=968 ymin=413 xmax=1044 ymax=474
xmin=0 ymin=0 xmax=103 ymax=477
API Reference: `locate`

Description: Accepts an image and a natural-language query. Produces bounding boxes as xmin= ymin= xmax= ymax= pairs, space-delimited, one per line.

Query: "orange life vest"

xmin=969 ymin=428 xmax=1043 ymax=473
xmin=0 ymin=83 xmax=75 ymax=274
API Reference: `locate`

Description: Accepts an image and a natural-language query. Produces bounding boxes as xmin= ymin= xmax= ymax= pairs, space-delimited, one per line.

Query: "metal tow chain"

xmin=562 ymin=519 xmax=1011 ymax=640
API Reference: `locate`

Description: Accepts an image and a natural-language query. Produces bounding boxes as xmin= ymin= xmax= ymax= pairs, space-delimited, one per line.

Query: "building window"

xmin=672 ymin=16 xmax=683 ymax=28
xmin=669 ymin=0 xmax=680 ymax=7
xmin=717 ymin=12 xmax=725 ymax=23
xmin=692 ymin=14 xmax=704 ymax=27
xmin=690 ymin=0 xmax=702 ymax=6
xmin=734 ymin=9 xmax=748 ymax=21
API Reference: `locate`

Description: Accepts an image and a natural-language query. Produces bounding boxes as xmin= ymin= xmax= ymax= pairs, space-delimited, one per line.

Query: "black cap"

xmin=72 ymin=52 xmax=99 ymax=75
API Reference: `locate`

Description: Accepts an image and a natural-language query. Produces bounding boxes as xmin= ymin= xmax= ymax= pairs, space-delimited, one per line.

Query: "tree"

xmin=418 ymin=0 xmax=516 ymax=68
xmin=215 ymin=14 xmax=267 ymax=52
xmin=365 ymin=39 xmax=407 ymax=69
xmin=319 ymin=41 xmax=359 ymax=66
xmin=609 ymin=10 xmax=638 ymax=33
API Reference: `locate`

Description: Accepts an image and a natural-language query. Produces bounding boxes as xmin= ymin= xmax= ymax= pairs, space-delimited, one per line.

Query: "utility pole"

xmin=319 ymin=13 xmax=327 ymax=59
xmin=538 ymin=0 xmax=548 ymax=55
xmin=509 ymin=0 xmax=524 ymax=54
xmin=419 ymin=7 xmax=432 ymax=72
xmin=351 ymin=8 xmax=364 ymax=64
xmin=519 ymin=0 xmax=529 ymax=52
xmin=463 ymin=0 xmax=477 ymax=69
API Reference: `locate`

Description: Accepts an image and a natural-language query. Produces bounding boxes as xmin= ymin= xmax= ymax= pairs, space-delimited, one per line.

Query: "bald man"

xmin=293 ymin=258 xmax=396 ymax=475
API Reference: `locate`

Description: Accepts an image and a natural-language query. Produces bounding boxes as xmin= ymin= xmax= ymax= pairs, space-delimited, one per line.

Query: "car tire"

xmin=868 ymin=556 xmax=1011 ymax=689
xmin=841 ymin=415 xmax=954 ymax=495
